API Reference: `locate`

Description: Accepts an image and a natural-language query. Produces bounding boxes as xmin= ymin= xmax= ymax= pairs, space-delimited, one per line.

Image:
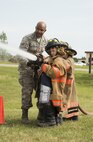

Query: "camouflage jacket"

xmin=18 ymin=32 xmax=47 ymax=70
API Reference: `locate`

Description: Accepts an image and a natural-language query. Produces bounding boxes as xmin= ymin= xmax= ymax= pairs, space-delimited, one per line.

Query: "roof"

xmin=85 ymin=51 xmax=93 ymax=53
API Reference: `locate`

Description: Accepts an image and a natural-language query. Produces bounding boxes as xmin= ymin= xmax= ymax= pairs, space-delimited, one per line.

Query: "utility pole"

xmin=89 ymin=53 xmax=92 ymax=74
xmin=85 ymin=51 xmax=93 ymax=74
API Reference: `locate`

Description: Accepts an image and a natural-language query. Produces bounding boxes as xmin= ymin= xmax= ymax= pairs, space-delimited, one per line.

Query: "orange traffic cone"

xmin=0 ymin=96 xmax=5 ymax=124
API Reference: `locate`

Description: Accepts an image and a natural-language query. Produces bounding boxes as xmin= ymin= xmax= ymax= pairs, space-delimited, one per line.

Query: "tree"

xmin=73 ymin=57 xmax=78 ymax=62
xmin=0 ymin=31 xmax=7 ymax=43
xmin=0 ymin=49 xmax=12 ymax=61
xmin=0 ymin=31 xmax=10 ymax=61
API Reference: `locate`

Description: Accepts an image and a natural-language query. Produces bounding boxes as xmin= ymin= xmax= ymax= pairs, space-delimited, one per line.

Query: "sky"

xmin=0 ymin=0 xmax=93 ymax=58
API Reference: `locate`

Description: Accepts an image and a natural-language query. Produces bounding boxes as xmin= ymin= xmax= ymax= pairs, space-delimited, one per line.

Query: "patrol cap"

xmin=65 ymin=48 xmax=77 ymax=56
xmin=45 ymin=38 xmax=61 ymax=52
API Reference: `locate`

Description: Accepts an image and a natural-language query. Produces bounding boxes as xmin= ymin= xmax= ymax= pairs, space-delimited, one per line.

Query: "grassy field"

xmin=0 ymin=66 xmax=93 ymax=142
xmin=0 ymin=61 xmax=18 ymax=64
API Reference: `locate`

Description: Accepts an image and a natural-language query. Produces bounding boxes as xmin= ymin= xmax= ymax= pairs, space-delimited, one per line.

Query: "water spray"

xmin=0 ymin=42 xmax=37 ymax=61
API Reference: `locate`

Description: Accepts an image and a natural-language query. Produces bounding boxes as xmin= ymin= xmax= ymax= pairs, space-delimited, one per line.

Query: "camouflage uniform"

xmin=18 ymin=32 xmax=47 ymax=109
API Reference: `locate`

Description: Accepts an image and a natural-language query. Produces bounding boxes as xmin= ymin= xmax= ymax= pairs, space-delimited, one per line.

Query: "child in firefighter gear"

xmin=37 ymin=72 xmax=57 ymax=127
xmin=18 ymin=21 xmax=47 ymax=124
xmin=63 ymin=47 xmax=79 ymax=121
xmin=37 ymin=38 xmax=69 ymax=126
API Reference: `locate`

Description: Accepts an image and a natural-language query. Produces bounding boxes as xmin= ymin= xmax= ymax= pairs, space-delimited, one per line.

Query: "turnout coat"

xmin=42 ymin=55 xmax=69 ymax=110
xmin=64 ymin=57 xmax=79 ymax=118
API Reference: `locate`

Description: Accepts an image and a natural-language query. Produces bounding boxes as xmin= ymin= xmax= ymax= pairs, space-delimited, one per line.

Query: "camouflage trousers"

xmin=19 ymin=67 xmax=38 ymax=109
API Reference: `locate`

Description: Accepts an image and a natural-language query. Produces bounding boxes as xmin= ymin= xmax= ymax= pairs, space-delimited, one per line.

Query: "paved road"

xmin=75 ymin=68 xmax=93 ymax=72
xmin=0 ymin=64 xmax=18 ymax=67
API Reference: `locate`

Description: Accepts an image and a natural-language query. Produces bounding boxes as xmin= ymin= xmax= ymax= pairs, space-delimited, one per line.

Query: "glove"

xmin=27 ymin=54 xmax=43 ymax=67
xmin=36 ymin=54 xmax=43 ymax=66
xmin=41 ymin=63 xmax=49 ymax=72
xmin=26 ymin=60 xmax=36 ymax=67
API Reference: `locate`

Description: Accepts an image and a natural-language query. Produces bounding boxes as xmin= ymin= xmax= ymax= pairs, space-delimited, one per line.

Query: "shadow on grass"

xmin=3 ymin=118 xmax=38 ymax=128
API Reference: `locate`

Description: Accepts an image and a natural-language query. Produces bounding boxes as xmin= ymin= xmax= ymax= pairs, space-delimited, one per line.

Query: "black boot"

xmin=37 ymin=103 xmax=46 ymax=126
xmin=22 ymin=109 xmax=30 ymax=124
xmin=37 ymin=108 xmax=45 ymax=125
xmin=45 ymin=104 xmax=56 ymax=126
xmin=71 ymin=116 xmax=78 ymax=121
xmin=37 ymin=104 xmax=56 ymax=127
xmin=63 ymin=116 xmax=78 ymax=121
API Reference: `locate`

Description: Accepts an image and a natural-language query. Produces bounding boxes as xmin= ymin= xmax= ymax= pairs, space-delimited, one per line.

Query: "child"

xmin=37 ymin=38 xmax=68 ymax=126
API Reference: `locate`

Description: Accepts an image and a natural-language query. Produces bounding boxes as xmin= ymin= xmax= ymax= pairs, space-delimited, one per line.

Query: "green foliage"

xmin=0 ymin=31 xmax=7 ymax=43
xmin=0 ymin=67 xmax=93 ymax=142
xmin=0 ymin=31 xmax=10 ymax=61
xmin=8 ymin=55 xmax=19 ymax=63
xmin=73 ymin=57 xmax=78 ymax=62
xmin=0 ymin=49 xmax=12 ymax=61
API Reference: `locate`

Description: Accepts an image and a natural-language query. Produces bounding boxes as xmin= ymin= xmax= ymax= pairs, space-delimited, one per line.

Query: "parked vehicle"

xmin=74 ymin=62 xmax=86 ymax=66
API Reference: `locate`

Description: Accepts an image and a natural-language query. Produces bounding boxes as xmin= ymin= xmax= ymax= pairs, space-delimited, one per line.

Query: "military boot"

xmin=22 ymin=109 xmax=30 ymax=124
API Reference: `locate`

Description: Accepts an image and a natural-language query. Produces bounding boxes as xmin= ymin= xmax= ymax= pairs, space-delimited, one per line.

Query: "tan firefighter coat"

xmin=64 ymin=57 xmax=79 ymax=118
xmin=41 ymin=55 xmax=69 ymax=110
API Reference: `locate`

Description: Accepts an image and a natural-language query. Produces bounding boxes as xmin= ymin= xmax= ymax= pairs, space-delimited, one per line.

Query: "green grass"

xmin=0 ymin=61 xmax=17 ymax=64
xmin=0 ymin=67 xmax=93 ymax=142
xmin=75 ymin=71 xmax=93 ymax=111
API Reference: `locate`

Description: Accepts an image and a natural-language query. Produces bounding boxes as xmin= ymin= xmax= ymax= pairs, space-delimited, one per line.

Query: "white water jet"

xmin=0 ymin=42 xmax=37 ymax=61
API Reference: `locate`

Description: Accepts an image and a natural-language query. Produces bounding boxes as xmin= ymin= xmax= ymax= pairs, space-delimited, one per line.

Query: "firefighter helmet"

xmin=60 ymin=41 xmax=69 ymax=49
xmin=65 ymin=48 xmax=77 ymax=56
xmin=45 ymin=38 xmax=61 ymax=52
xmin=57 ymin=41 xmax=69 ymax=56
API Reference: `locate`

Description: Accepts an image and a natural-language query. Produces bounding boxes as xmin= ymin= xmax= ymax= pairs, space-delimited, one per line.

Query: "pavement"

xmin=75 ymin=68 xmax=93 ymax=72
xmin=0 ymin=64 xmax=18 ymax=67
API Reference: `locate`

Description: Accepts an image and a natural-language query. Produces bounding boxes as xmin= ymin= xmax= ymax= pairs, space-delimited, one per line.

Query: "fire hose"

xmin=78 ymin=104 xmax=93 ymax=115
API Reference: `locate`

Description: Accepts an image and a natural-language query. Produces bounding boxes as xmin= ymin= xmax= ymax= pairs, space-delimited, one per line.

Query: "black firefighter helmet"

xmin=45 ymin=38 xmax=61 ymax=52
xmin=45 ymin=38 xmax=68 ymax=54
